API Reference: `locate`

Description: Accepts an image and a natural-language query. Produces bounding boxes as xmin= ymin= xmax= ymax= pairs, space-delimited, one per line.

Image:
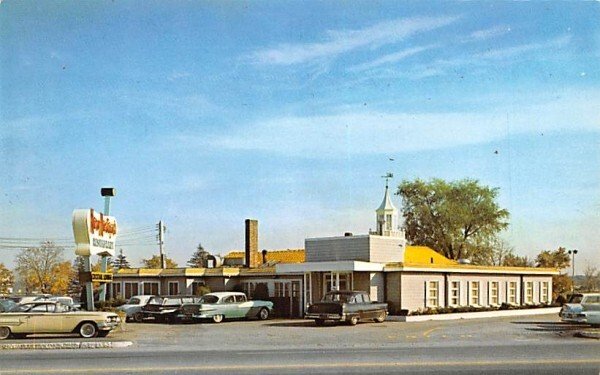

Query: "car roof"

xmin=205 ymin=292 xmax=245 ymax=297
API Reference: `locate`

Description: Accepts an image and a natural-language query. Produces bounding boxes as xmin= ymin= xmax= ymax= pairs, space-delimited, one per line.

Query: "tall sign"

xmin=72 ymin=208 xmax=118 ymax=257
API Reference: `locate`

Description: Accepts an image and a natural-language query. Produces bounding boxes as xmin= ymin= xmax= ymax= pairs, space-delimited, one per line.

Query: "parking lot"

xmin=5 ymin=313 xmax=596 ymax=350
xmin=1 ymin=314 xmax=599 ymax=374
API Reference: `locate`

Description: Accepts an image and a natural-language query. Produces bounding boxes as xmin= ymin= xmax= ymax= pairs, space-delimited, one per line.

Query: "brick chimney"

xmin=245 ymin=219 xmax=259 ymax=268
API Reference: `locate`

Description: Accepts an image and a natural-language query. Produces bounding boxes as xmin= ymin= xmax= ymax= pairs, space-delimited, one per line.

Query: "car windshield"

xmin=322 ymin=293 xmax=353 ymax=303
xmin=199 ymin=295 xmax=219 ymax=304
xmin=569 ymin=294 xmax=583 ymax=303
xmin=0 ymin=300 xmax=17 ymax=312
xmin=148 ymin=297 xmax=164 ymax=305
xmin=128 ymin=298 xmax=141 ymax=305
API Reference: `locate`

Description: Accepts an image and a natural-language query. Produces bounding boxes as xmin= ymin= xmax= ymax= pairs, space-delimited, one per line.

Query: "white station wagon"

xmin=0 ymin=301 xmax=119 ymax=339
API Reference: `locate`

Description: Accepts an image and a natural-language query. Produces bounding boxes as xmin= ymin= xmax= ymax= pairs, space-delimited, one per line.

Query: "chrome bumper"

xmin=305 ymin=313 xmax=344 ymax=321
xmin=97 ymin=321 xmax=119 ymax=331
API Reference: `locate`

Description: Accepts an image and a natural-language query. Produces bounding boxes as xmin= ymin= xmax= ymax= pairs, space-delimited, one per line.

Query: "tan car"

xmin=0 ymin=301 xmax=119 ymax=339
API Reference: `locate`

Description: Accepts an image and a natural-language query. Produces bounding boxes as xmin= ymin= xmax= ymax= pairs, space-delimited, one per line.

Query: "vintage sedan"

xmin=306 ymin=290 xmax=388 ymax=326
xmin=559 ymin=293 xmax=600 ymax=323
xmin=179 ymin=292 xmax=273 ymax=323
xmin=116 ymin=295 xmax=155 ymax=322
xmin=141 ymin=296 xmax=203 ymax=323
xmin=0 ymin=301 xmax=119 ymax=339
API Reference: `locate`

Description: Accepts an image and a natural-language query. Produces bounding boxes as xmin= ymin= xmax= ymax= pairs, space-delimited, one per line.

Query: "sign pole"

xmin=84 ymin=255 xmax=95 ymax=311
xmin=98 ymin=188 xmax=116 ymax=302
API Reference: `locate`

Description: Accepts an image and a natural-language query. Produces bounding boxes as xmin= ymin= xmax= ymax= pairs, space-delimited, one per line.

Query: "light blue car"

xmin=178 ymin=292 xmax=273 ymax=323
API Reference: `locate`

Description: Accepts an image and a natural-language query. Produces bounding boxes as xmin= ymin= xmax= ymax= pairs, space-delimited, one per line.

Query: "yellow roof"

xmin=224 ymin=249 xmax=305 ymax=264
xmin=403 ymin=246 xmax=458 ymax=266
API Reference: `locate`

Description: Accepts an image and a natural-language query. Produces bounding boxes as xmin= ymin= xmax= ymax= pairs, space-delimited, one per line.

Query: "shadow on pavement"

xmin=510 ymin=321 xmax=591 ymax=332
xmin=265 ymin=321 xmax=328 ymax=328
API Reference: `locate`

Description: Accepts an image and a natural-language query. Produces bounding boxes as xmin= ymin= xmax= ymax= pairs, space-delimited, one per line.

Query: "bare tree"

xmin=582 ymin=264 xmax=599 ymax=292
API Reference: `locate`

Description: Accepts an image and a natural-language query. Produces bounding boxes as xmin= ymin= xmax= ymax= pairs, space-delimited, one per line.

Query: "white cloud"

xmin=248 ymin=16 xmax=459 ymax=65
xmin=476 ymin=35 xmax=571 ymax=60
xmin=467 ymin=25 xmax=511 ymax=41
xmin=168 ymin=90 xmax=599 ymax=157
xmin=348 ymin=44 xmax=438 ymax=72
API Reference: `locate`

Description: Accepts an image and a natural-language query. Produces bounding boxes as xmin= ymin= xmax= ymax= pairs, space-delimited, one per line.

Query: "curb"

xmin=388 ymin=307 xmax=561 ymax=322
xmin=0 ymin=341 xmax=133 ymax=350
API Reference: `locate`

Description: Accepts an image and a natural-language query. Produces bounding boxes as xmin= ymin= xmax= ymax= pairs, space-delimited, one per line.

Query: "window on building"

xmin=525 ymin=281 xmax=534 ymax=304
xmin=490 ymin=281 xmax=499 ymax=305
xmin=274 ymin=282 xmax=284 ymax=297
xmin=144 ymin=282 xmax=159 ymax=296
xmin=124 ymin=282 xmax=139 ymax=299
xmin=541 ymin=282 xmax=549 ymax=304
xmin=385 ymin=214 xmax=392 ymax=230
xmin=508 ymin=282 xmax=517 ymax=304
xmin=428 ymin=281 xmax=439 ymax=307
xmin=168 ymin=281 xmax=179 ymax=295
xmin=324 ymin=273 xmax=351 ymax=293
xmin=112 ymin=283 xmax=122 ymax=299
xmin=470 ymin=282 xmax=480 ymax=305
xmin=450 ymin=281 xmax=460 ymax=306
xmin=192 ymin=281 xmax=205 ymax=296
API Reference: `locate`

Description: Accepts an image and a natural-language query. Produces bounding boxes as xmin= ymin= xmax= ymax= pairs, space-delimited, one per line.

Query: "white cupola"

xmin=373 ymin=173 xmax=403 ymax=238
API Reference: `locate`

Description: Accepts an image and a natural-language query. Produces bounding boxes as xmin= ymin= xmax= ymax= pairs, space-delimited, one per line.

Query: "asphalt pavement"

xmin=0 ymin=314 xmax=598 ymax=374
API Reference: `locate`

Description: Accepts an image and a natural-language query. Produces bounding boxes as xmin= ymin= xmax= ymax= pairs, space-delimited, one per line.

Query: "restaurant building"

xmin=111 ymin=186 xmax=557 ymax=316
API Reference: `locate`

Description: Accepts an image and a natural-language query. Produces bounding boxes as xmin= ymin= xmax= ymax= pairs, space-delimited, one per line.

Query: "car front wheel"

xmin=79 ymin=322 xmax=98 ymax=338
xmin=212 ymin=315 xmax=224 ymax=323
xmin=0 ymin=327 xmax=10 ymax=340
xmin=348 ymin=316 xmax=359 ymax=326
xmin=133 ymin=312 xmax=144 ymax=323
xmin=258 ymin=308 xmax=270 ymax=320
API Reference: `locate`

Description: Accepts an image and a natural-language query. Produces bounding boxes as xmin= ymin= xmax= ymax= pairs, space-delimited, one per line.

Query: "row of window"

xmin=427 ymin=280 xmax=550 ymax=308
xmin=110 ymin=281 xmax=200 ymax=299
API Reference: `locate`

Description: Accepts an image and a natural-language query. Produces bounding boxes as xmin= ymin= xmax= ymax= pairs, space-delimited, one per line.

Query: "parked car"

xmin=178 ymin=292 xmax=273 ymax=323
xmin=581 ymin=311 xmax=600 ymax=328
xmin=0 ymin=299 xmax=17 ymax=313
xmin=116 ymin=295 xmax=155 ymax=322
xmin=141 ymin=296 xmax=203 ymax=323
xmin=559 ymin=293 xmax=600 ymax=323
xmin=0 ymin=301 xmax=119 ymax=339
xmin=305 ymin=290 xmax=388 ymax=326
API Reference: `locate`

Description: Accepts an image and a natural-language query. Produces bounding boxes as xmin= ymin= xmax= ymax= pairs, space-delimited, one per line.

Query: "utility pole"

xmin=157 ymin=221 xmax=166 ymax=269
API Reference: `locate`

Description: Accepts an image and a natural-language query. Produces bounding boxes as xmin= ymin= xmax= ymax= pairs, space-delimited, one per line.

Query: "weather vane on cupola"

xmin=382 ymin=172 xmax=393 ymax=189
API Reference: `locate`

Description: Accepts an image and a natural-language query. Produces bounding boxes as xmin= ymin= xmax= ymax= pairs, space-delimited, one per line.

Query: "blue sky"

xmin=1 ymin=1 xmax=598 ymax=270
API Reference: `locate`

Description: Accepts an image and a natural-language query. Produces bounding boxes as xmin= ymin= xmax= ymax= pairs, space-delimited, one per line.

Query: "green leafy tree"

xmin=534 ymin=247 xmax=573 ymax=301
xmin=0 ymin=263 xmax=14 ymax=294
xmin=502 ymin=253 xmax=534 ymax=267
xmin=187 ymin=243 xmax=211 ymax=268
xmin=535 ymin=247 xmax=570 ymax=269
xmin=141 ymin=255 xmax=178 ymax=269
xmin=15 ymin=241 xmax=69 ymax=294
xmin=398 ymin=178 xmax=509 ymax=262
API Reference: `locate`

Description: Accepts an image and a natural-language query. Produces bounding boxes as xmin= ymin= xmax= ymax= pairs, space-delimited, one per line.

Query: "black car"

xmin=305 ymin=290 xmax=388 ymax=326
xmin=141 ymin=296 xmax=203 ymax=323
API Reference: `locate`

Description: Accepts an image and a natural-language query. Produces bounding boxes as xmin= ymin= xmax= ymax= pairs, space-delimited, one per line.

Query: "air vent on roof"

xmin=344 ymin=232 xmax=353 ymax=237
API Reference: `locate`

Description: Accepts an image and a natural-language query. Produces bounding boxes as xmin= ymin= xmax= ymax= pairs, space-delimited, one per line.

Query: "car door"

xmin=235 ymin=295 xmax=254 ymax=318
xmin=29 ymin=303 xmax=62 ymax=334
xmin=217 ymin=295 xmax=237 ymax=318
